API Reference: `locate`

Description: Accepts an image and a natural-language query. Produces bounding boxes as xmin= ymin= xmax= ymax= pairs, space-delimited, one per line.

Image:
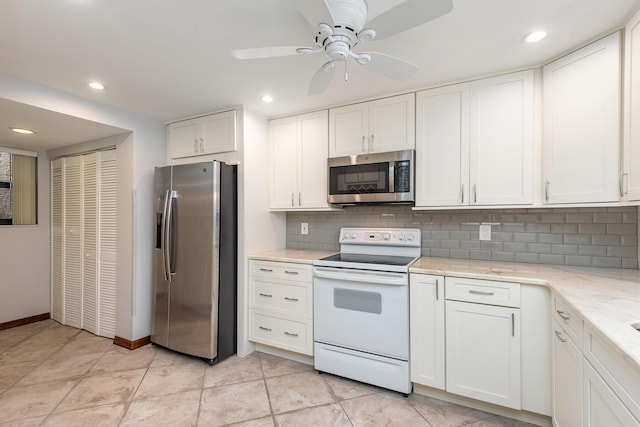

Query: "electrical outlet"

xmin=301 ymin=222 xmax=309 ymax=235
xmin=479 ymin=224 xmax=491 ymax=241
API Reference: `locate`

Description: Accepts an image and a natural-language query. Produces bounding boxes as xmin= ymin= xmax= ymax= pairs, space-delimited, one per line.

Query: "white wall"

xmin=0 ymin=72 xmax=166 ymax=340
xmin=0 ymin=149 xmax=50 ymax=323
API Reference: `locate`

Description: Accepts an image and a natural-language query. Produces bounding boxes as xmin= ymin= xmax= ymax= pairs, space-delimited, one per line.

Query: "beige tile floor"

xmin=0 ymin=320 xmax=539 ymax=426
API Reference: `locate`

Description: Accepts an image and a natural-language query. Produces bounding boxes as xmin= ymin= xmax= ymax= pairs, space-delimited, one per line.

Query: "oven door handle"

xmin=313 ymin=267 xmax=407 ymax=286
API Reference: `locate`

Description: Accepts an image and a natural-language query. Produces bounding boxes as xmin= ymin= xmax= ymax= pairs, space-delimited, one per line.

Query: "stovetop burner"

xmin=318 ymin=253 xmax=417 ymax=267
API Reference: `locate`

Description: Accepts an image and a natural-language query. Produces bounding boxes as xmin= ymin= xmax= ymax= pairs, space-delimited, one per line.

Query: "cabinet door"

xmin=298 ymin=110 xmax=330 ymax=209
xmin=201 ymin=110 xmax=237 ymax=154
xmin=583 ymin=361 xmax=639 ymax=427
xmin=543 ymin=32 xmax=621 ymax=204
xmin=368 ymin=93 xmax=415 ymax=154
xmin=552 ymin=319 xmax=582 ymax=427
xmin=415 ymin=84 xmax=470 ymax=207
xmin=269 ymin=116 xmax=298 ymax=209
xmin=410 ymin=274 xmax=445 ymax=389
xmin=329 ymin=103 xmax=368 ymax=157
xmin=624 ymin=10 xmax=640 ymax=201
xmin=445 ymin=300 xmax=521 ymax=409
xmin=469 ymin=70 xmax=534 ymax=205
xmin=168 ymin=119 xmax=200 ymax=159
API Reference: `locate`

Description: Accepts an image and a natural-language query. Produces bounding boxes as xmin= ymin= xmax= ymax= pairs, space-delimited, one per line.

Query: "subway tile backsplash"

xmin=286 ymin=206 xmax=639 ymax=269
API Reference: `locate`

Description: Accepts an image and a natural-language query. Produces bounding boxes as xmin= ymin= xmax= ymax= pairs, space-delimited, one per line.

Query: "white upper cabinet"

xmin=415 ymin=70 xmax=534 ymax=207
xmin=329 ymin=93 xmax=415 ymax=157
xmin=470 ymin=71 xmax=534 ymax=205
xmin=168 ymin=110 xmax=237 ymax=159
xmin=624 ymin=10 xmax=640 ymax=201
xmin=543 ymin=32 xmax=621 ymax=204
xmin=269 ymin=110 xmax=331 ymax=210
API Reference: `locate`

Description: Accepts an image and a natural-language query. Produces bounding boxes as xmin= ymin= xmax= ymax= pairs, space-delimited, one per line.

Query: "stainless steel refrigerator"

xmin=151 ymin=161 xmax=237 ymax=364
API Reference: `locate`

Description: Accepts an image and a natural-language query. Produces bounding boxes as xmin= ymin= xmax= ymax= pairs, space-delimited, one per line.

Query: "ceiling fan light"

xmin=524 ymin=30 xmax=547 ymax=43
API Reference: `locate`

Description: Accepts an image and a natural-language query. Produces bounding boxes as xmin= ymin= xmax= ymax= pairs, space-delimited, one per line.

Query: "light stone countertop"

xmin=248 ymin=249 xmax=640 ymax=379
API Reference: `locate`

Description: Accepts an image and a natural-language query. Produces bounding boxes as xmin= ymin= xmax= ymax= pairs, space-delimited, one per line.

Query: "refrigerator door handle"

xmin=161 ymin=190 xmax=170 ymax=281
xmin=163 ymin=190 xmax=178 ymax=282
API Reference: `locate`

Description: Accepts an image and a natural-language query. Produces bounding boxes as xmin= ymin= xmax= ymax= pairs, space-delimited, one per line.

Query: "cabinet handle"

xmin=370 ymin=134 xmax=374 ymax=152
xmin=259 ymin=293 xmax=273 ymax=298
xmin=545 ymin=180 xmax=550 ymax=202
xmin=469 ymin=289 xmax=494 ymax=296
xmin=436 ymin=279 xmax=439 ymax=300
xmin=554 ymin=330 xmax=568 ymax=343
xmin=473 ymin=184 xmax=477 ymax=203
xmin=259 ymin=268 xmax=273 ymax=273
xmin=460 ymin=184 xmax=464 ymax=204
xmin=284 ymin=270 xmax=299 ymax=275
xmin=512 ymin=313 xmax=515 ymax=337
xmin=284 ymin=331 xmax=298 ymax=337
xmin=620 ymin=171 xmax=628 ymax=197
xmin=362 ymin=135 xmax=366 ymax=152
xmin=556 ymin=310 xmax=570 ymax=321
xmin=199 ymin=138 xmax=204 ymax=152
xmin=194 ymin=138 xmax=198 ymax=153
xmin=298 ymin=192 xmax=301 ymax=206
xmin=291 ymin=192 xmax=294 ymax=207
xmin=259 ymin=326 xmax=272 ymax=332
xmin=284 ymin=296 xmax=299 ymax=301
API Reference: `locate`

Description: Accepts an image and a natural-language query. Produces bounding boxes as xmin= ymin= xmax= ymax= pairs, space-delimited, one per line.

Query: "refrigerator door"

xmin=168 ymin=162 xmax=219 ymax=359
xmin=151 ymin=166 xmax=172 ymax=348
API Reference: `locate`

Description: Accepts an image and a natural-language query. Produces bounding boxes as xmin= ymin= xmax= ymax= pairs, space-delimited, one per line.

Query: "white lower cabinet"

xmin=583 ymin=361 xmax=638 ymax=427
xmin=248 ymin=260 xmax=313 ymax=355
xmin=552 ymin=318 xmax=583 ymax=427
xmin=409 ymin=274 xmax=445 ymax=389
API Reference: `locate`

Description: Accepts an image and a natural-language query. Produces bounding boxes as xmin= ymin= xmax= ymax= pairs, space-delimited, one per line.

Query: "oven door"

xmin=313 ymin=266 xmax=409 ymax=360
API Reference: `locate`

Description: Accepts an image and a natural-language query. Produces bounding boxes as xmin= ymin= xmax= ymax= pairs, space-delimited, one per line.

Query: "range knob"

xmin=350 ymin=232 xmax=358 ymax=239
xmin=383 ymin=233 xmax=391 ymax=241
xmin=398 ymin=233 xmax=406 ymax=241
xmin=407 ymin=233 xmax=416 ymax=241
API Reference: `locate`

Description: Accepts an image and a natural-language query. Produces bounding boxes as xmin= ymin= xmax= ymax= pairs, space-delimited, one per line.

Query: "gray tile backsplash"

xmin=286 ymin=206 xmax=639 ymax=269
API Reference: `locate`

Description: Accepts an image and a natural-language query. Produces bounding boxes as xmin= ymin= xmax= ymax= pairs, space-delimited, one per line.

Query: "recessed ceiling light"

xmin=524 ymin=30 xmax=547 ymax=43
xmin=261 ymin=94 xmax=274 ymax=103
xmin=88 ymin=81 xmax=105 ymax=90
xmin=10 ymin=127 xmax=37 ymax=135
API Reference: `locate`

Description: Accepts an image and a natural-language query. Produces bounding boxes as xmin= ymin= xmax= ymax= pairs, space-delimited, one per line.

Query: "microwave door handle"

xmin=388 ymin=162 xmax=395 ymax=193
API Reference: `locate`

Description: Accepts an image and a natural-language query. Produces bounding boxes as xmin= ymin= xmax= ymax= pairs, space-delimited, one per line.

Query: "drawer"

xmin=249 ymin=310 xmax=313 ymax=356
xmin=250 ymin=260 xmax=312 ymax=282
xmin=250 ymin=278 xmax=312 ymax=318
xmin=552 ymin=292 xmax=583 ymax=348
xmin=583 ymin=323 xmax=640 ymax=422
xmin=445 ymin=277 xmax=520 ymax=308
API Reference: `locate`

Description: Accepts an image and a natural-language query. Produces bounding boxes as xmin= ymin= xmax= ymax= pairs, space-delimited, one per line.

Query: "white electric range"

xmin=312 ymin=227 xmax=421 ymax=395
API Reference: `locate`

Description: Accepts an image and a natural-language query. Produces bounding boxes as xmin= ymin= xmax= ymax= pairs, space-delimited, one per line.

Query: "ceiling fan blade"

xmin=359 ymin=52 xmax=418 ymax=81
xmin=366 ymin=0 xmax=453 ymax=40
xmin=230 ymin=46 xmax=305 ymax=60
xmin=287 ymin=0 xmax=334 ymax=26
xmin=306 ymin=61 xmax=336 ymax=95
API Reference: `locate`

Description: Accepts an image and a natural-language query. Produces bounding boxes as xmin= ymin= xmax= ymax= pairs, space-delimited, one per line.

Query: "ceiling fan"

xmin=231 ymin=0 xmax=454 ymax=95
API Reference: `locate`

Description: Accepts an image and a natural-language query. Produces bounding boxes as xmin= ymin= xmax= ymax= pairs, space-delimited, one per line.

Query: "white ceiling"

xmin=0 ymin=0 xmax=639 ymax=150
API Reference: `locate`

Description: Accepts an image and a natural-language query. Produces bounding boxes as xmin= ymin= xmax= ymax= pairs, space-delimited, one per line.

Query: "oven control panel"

xmin=339 ymin=228 xmax=421 ymax=246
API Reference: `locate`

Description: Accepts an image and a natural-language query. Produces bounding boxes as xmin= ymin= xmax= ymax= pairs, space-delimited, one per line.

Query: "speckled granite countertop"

xmin=248 ymin=249 xmax=640 ymax=379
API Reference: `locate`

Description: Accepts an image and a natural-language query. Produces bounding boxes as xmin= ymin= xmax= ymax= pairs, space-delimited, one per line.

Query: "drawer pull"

xmin=259 ymin=293 xmax=273 ymax=298
xmin=258 ymin=326 xmax=272 ymax=332
xmin=469 ymin=289 xmax=495 ymax=296
xmin=259 ymin=268 xmax=273 ymax=273
xmin=556 ymin=310 xmax=570 ymax=321
xmin=284 ymin=297 xmax=299 ymax=301
xmin=284 ymin=331 xmax=298 ymax=337
xmin=554 ymin=330 xmax=568 ymax=343
xmin=284 ymin=270 xmax=299 ymax=275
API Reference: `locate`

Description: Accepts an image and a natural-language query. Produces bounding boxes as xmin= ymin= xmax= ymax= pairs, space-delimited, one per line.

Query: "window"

xmin=0 ymin=148 xmax=37 ymax=225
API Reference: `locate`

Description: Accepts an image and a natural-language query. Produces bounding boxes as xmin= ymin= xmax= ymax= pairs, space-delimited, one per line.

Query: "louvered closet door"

xmin=82 ymin=153 xmax=98 ymax=334
xmin=63 ymin=156 xmax=83 ymax=329
xmin=97 ymin=150 xmax=117 ymax=338
xmin=51 ymin=159 xmax=64 ymax=323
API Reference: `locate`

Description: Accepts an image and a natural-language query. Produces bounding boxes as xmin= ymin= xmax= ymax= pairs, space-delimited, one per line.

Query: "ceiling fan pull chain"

xmin=344 ymin=59 xmax=349 ymax=81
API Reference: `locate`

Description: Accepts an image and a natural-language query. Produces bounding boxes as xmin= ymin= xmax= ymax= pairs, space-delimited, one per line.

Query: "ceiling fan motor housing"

xmin=319 ymin=0 xmax=369 ymax=61
xmin=326 ymin=0 xmax=368 ymax=32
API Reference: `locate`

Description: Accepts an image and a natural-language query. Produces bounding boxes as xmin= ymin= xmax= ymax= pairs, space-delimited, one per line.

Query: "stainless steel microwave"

xmin=328 ymin=149 xmax=415 ymax=205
